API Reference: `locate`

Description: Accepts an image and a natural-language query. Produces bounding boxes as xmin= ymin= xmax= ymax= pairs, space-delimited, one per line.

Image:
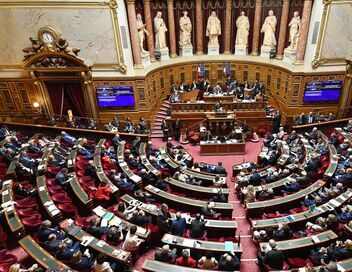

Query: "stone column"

xmin=195 ymin=0 xmax=204 ymax=55
xmin=167 ymin=0 xmax=177 ymax=57
xmin=251 ymin=0 xmax=263 ymax=55
xmin=224 ymin=0 xmax=233 ymax=54
xmin=126 ymin=0 xmax=142 ymax=68
xmin=276 ymin=0 xmax=290 ymax=59
xmin=339 ymin=58 xmax=352 ymax=118
xmin=143 ymin=0 xmax=156 ymax=62
xmin=295 ymin=0 xmax=312 ymax=64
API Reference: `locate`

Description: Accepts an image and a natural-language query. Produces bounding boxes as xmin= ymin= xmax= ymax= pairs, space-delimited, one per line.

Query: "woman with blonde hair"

xmin=242 ymin=185 xmax=256 ymax=203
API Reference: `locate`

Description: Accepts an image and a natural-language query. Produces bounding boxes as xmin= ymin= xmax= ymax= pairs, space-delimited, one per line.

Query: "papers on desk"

xmin=96 ymin=240 xmax=106 ymax=248
xmin=329 ymin=199 xmax=340 ymax=207
xmin=224 ymin=241 xmax=234 ymax=251
xmin=153 ymin=187 xmax=160 ymax=193
xmin=101 ymin=218 xmax=108 ymax=227
xmin=337 ymin=264 xmax=345 ymax=272
xmin=81 ymin=236 xmax=94 ymax=247
xmin=109 ymin=216 xmax=122 ymax=227
xmin=136 ymin=226 xmax=147 ymax=235
xmin=51 ymin=209 xmax=60 ymax=216
xmin=93 ymin=206 xmax=106 ymax=218
xmin=1 ymin=201 xmax=15 ymax=209
xmin=2 ymin=180 xmax=11 ymax=186
xmin=39 ymin=186 xmax=45 ymax=192
xmin=68 ymin=159 xmax=73 ymax=166
xmin=47 ymin=204 xmax=58 ymax=212
xmin=146 ymin=204 xmax=157 ymax=211
xmin=131 ymin=175 xmax=142 ymax=183
xmin=181 ymin=213 xmax=191 ymax=221
xmin=38 ymin=165 xmax=45 ymax=171
xmin=182 ymin=239 xmax=194 ymax=248
xmin=1 ymin=190 xmax=8 ymax=196
xmin=44 ymin=200 xmax=54 ymax=206
xmin=311 ymin=235 xmax=320 ymax=244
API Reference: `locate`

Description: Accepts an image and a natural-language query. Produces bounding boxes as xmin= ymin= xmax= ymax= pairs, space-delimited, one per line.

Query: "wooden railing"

xmin=291 ymin=118 xmax=350 ymax=133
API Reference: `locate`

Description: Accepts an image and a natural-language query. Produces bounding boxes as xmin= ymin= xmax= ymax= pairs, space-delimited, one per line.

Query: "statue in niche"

xmin=261 ymin=10 xmax=277 ymax=48
xmin=136 ymin=13 xmax=149 ymax=54
xmin=288 ymin=11 xmax=301 ymax=50
xmin=154 ymin=11 xmax=168 ymax=50
xmin=206 ymin=11 xmax=221 ymax=45
xmin=179 ymin=10 xmax=192 ymax=46
xmin=235 ymin=11 xmax=250 ymax=47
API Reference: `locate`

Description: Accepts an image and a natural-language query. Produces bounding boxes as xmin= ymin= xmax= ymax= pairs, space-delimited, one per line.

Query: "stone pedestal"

xmin=235 ymin=45 xmax=248 ymax=56
xmin=207 ymin=44 xmax=220 ymax=56
xmin=283 ymin=48 xmax=297 ymax=64
xmin=141 ymin=51 xmax=151 ymax=66
xmin=155 ymin=47 xmax=170 ymax=61
xmin=179 ymin=44 xmax=193 ymax=57
xmin=260 ymin=45 xmax=274 ymax=59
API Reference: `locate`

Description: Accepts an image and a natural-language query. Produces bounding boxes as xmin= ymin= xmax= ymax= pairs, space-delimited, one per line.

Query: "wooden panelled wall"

xmin=0 ymin=61 xmax=346 ymax=125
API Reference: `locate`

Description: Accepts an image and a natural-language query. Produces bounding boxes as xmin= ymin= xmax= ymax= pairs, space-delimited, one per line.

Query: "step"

xmin=160 ymin=106 xmax=170 ymax=111
xmin=152 ymin=129 xmax=163 ymax=133
xmin=158 ymin=110 xmax=167 ymax=115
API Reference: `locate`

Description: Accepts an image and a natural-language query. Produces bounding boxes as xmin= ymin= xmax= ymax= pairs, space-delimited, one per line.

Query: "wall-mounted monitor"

xmin=96 ymin=86 xmax=135 ymax=107
xmin=303 ymin=80 xmax=342 ymax=103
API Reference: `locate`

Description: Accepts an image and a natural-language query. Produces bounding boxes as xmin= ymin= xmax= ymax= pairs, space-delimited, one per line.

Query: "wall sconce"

xmin=33 ymin=101 xmax=41 ymax=112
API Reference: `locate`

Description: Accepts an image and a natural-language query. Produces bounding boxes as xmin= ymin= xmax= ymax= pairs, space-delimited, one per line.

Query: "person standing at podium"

xmin=203 ymin=130 xmax=213 ymax=142
xmin=214 ymin=100 xmax=223 ymax=112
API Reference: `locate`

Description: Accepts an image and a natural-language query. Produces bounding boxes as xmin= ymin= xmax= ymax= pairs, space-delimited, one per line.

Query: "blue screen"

xmin=96 ymin=86 xmax=135 ymax=107
xmin=303 ymin=80 xmax=342 ymax=102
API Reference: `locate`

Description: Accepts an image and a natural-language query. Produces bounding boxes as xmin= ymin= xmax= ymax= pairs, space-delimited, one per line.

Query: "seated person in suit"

xmin=43 ymin=233 xmax=63 ymax=252
xmin=280 ymin=178 xmax=300 ymax=195
xmin=286 ymin=130 xmax=298 ymax=145
xmin=55 ymin=168 xmax=69 ymax=187
xmin=55 ymin=240 xmax=81 ymax=261
xmin=48 ymin=154 xmax=65 ymax=167
xmin=201 ymin=202 xmax=221 ymax=219
xmin=306 ymin=217 xmax=327 ymax=234
xmin=304 ymin=155 xmax=322 ymax=174
xmin=112 ymin=133 xmax=123 ymax=148
xmin=214 ymin=100 xmax=223 ymax=112
xmin=77 ymin=145 xmax=94 ymax=160
xmin=19 ymin=151 xmax=36 ymax=169
xmin=86 ymin=218 xmax=109 ymax=238
xmin=248 ymin=169 xmax=261 ymax=186
xmin=212 ymin=190 xmax=227 ymax=203
xmin=15 ymin=162 xmax=32 ymax=179
xmin=218 ymin=253 xmax=240 ymax=271
xmin=329 ymin=133 xmax=340 ymax=147
xmin=154 ymin=244 xmax=177 ymax=263
xmin=227 ymin=130 xmax=236 ymax=140
xmin=133 ymin=189 xmax=155 ymax=203
xmin=38 ymin=220 xmax=66 ymax=243
xmin=273 ymin=224 xmax=293 ymax=241
xmin=295 ymin=113 xmax=305 ymax=125
xmin=116 ymin=202 xmax=136 ymax=220
xmin=309 ymin=246 xmax=336 ymax=265
xmin=60 ymin=131 xmax=76 ymax=145
xmin=113 ymin=175 xmax=135 ymax=192
xmin=84 ymin=160 xmax=98 ymax=180
xmin=202 ymin=130 xmax=213 ymax=142
xmin=106 ymin=226 xmax=123 ymax=245
xmin=28 ymin=140 xmax=42 ymax=155
xmin=306 ymin=112 xmax=315 ymax=124
xmin=257 ymin=239 xmax=285 ymax=270
xmin=334 ymin=204 xmax=352 ymax=221
xmin=307 ymin=127 xmax=319 ymax=141
xmin=263 ymin=133 xmax=274 ymax=148
xmin=242 ymin=185 xmax=256 ymax=203
xmin=170 ymin=212 xmax=187 ymax=236
xmin=213 ymin=161 xmax=227 ymax=175
xmin=257 ymin=188 xmax=274 ymax=201
xmin=175 ymin=249 xmax=196 ymax=267
xmin=154 ymin=179 xmax=170 ymax=191
xmin=129 ymin=209 xmax=148 ymax=227
xmin=343 ymin=119 xmax=352 ymax=132
xmin=13 ymin=183 xmax=36 ymax=198
xmin=337 ymin=139 xmax=350 ymax=154
xmin=156 ymin=203 xmax=171 ymax=235
xmin=333 ymin=239 xmax=352 ymax=260
xmin=0 ymin=148 xmax=14 ymax=166
xmin=70 ymin=251 xmax=95 ymax=270
xmin=122 ymin=226 xmax=143 ymax=251
xmin=198 ymin=251 xmax=218 ymax=269
xmin=190 ymin=213 xmax=206 ymax=239
xmin=332 ymin=168 xmax=352 ymax=186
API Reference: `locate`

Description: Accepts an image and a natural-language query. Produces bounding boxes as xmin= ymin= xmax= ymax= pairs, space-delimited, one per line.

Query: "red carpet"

xmin=131 ymin=138 xmax=263 ymax=271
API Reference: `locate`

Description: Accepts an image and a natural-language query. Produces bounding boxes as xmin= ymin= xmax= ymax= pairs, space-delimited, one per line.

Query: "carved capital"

xmin=125 ymin=0 xmax=135 ymax=4
xmin=346 ymin=58 xmax=352 ymax=79
xmin=195 ymin=0 xmax=202 ymax=4
xmin=323 ymin=0 xmax=331 ymax=5
xmin=100 ymin=0 xmax=118 ymax=10
xmin=166 ymin=0 xmax=174 ymax=3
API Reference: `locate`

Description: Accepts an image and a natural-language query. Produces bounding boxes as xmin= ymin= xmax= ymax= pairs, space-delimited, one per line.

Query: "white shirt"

xmin=94 ymin=261 xmax=114 ymax=272
xmin=122 ymin=231 xmax=139 ymax=251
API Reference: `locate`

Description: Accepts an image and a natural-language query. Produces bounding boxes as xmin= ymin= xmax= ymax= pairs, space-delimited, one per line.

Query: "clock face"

xmin=42 ymin=32 xmax=54 ymax=44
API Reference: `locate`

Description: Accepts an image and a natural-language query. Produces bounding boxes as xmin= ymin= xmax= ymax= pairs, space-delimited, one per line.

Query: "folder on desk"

xmin=311 ymin=235 xmax=320 ymax=244
xmin=103 ymin=212 xmax=114 ymax=221
xmin=81 ymin=236 xmax=94 ymax=247
xmin=225 ymin=241 xmax=234 ymax=251
xmin=68 ymin=225 xmax=81 ymax=236
xmin=93 ymin=206 xmax=106 ymax=217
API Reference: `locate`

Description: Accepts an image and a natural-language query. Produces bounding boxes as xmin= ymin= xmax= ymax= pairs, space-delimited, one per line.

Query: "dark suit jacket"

xmin=170 ymin=218 xmax=187 ymax=236
xmin=264 ymin=249 xmax=285 ymax=269
xmin=190 ymin=219 xmax=206 ymax=238
xmin=214 ymin=166 xmax=227 ymax=175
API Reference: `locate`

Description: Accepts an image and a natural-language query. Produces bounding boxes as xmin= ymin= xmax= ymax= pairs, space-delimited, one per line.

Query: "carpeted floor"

xmin=132 ymin=138 xmax=263 ymax=271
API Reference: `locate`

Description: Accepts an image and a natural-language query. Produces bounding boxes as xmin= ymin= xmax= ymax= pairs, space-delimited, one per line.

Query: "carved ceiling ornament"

xmin=23 ymin=26 xmax=85 ymax=69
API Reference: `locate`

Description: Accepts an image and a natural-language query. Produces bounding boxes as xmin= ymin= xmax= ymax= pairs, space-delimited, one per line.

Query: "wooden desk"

xmin=92 ymin=206 xmax=150 ymax=240
xmin=69 ymin=174 xmax=93 ymax=208
xmin=139 ymin=142 xmax=161 ymax=177
xmin=93 ymin=139 xmax=119 ymax=194
xmin=19 ymin=236 xmax=75 ymax=272
xmin=204 ymin=94 xmax=236 ymax=103
xmin=252 ymin=174 xmax=295 ymax=193
xmin=37 ymin=136 xmax=60 ymax=174
xmin=259 ymin=230 xmax=337 ymax=253
xmin=179 ymin=90 xmax=199 ymax=101
xmin=117 ymin=144 xmax=142 ymax=184
xmin=60 ymin=219 xmax=131 ymax=265
xmin=36 ymin=176 xmax=62 ymax=221
xmin=277 ymin=141 xmax=290 ymax=166
xmin=166 ymin=177 xmax=230 ymax=199
xmin=335 ymin=127 xmax=352 ymax=146
xmin=145 ymin=184 xmax=233 ymax=217
xmin=200 ymin=140 xmax=245 ymax=155
xmin=121 ymin=194 xmax=237 ymax=237
xmin=142 ymin=260 xmax=224 ymax=272
xmin=1 ymin=179 xmax=25 ymax=236
xmin=162 ymin=233 xmax=242 ymax=256
xmin=67 ymin=138 xmax=84 ymax=170
xmin=251 ymin=190 xmax=352 ymax=230
xmin=246 ymin=180 xmax=326 ymax=216
xmin=318 ymin=131 xmax=338 ymax=178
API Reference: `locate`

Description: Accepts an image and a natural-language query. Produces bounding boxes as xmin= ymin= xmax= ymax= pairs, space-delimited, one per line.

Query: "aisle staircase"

xmin=150 ymin=100 xmax=171 ymax=138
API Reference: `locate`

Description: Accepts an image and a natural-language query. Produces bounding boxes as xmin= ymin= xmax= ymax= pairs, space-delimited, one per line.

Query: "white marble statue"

xmin=136 ymin=13 xmax=149 ymax=54
xmin=288 ymin=11 xmax=301 ymax=50
xmin=179 ymin=11 xmax=192 ymax=46
xmin=154 ymin=11 xmax=168 ymax=50
xmin=261 ymin=10 xmax=277 ymax=48
xmin=235 ymin=11 xmax=250 ymax=47
xmin=206 ymin=11 xmax=221 ymax=45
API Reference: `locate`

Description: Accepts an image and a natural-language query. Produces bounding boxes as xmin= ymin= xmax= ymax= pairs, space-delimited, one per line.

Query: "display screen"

xmin=96 ymin=86 xmax=135 ymax=107
xmin=303 ymin=80 xmax=342 ymax=102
